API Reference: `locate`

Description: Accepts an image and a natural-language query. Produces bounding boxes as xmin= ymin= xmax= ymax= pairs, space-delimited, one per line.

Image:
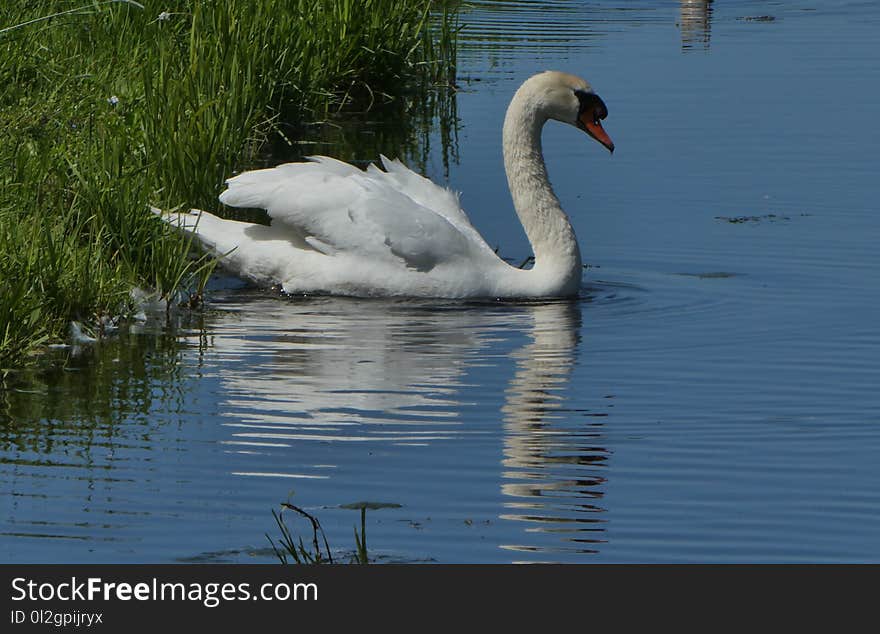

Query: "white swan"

xmin=159 ymin=71 xmax=614 ymax=298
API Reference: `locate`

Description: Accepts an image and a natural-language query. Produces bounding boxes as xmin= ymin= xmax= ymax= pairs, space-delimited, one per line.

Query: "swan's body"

xmin=158 ymin=71 xmax=613 ymax=298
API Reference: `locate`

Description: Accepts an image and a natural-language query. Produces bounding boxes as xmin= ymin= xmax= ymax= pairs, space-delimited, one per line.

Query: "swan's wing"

xmin=218 ymin=156 xmax=492 ymax=272
xmin=368 ymin=156 xmax=499 ymax=254
xmin=369 ymin=156 xmax=470 ymax=227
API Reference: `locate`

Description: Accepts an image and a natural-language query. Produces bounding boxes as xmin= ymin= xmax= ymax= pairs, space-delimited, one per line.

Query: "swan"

xmin=158 ymin=71 xmax=613 ymax=298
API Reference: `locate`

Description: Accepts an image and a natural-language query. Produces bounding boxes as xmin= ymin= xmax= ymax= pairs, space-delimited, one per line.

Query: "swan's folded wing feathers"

xmin=219 ymin=157 xmax=357 ymax=208
xmin=220 ymin=159 xmax=475 ymax=272
xmin=303 ymin=235 xmax=337 ymax=255
xmin=303 ymin=155 xmax=363 ymax=177
xmin=218 ymin=168 xmax=284 ymax=208
xmin=375 ymin=156 xmax=496 ymax=257
xmin=348 ymin=184 xmax=472 ymax=271
xmin=377 ymin=155 xmax=468 ymax=226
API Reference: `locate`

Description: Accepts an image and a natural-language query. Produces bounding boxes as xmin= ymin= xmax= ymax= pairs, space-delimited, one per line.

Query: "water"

xmin=3 ymin=0 xmax=880 ymax=562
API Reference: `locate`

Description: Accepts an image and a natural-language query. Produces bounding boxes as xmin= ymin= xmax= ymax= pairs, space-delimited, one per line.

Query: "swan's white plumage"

xmin=156 ymin=71 xmax=612 ymax=299
xmin=219 ymin=155 xmax=485 ymax=272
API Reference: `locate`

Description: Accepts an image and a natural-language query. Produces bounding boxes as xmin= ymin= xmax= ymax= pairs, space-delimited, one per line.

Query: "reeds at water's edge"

xmin=0 ymin=0 xmax=459 ymax=370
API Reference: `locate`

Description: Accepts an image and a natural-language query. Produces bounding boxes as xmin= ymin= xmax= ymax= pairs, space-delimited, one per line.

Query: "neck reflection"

xmin=499 ymin=301 xmax=609 ymax=558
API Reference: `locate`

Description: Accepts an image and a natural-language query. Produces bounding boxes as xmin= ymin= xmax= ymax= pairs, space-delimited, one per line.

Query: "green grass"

xmin=0 ymin=0 xmax=458 ymax=371
xmin=268 ymin=503 xmax=337 ymax=564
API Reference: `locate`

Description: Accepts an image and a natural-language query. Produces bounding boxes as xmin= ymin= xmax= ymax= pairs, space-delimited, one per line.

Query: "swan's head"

xmin=523 ymin=71 xmax=615 ymax=153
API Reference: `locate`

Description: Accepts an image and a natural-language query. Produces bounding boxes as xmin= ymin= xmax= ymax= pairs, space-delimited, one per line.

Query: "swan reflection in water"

xmin=203 ymin=294 xmax=608 ymax=558
xmin=500 ymin=302 xmax=608 ymax=556
xmin=679 ymin=0 xmax=713 ymax=51
xmin=208 ymin=297 xmax=496 ymax=446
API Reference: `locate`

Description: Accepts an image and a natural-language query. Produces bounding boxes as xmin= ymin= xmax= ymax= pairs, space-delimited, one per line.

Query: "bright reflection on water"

xmin=212 ymin=296 xmax=608 ymax=557
xmin=678 ymin=0 xmax=713 ymax=51
xmin=3 ymin=0 xmax=880 ymax=562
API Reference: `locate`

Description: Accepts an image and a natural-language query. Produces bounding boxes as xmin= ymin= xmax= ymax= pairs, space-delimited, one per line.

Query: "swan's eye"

xmin=575 ymin=89 xmax=609 ymax=122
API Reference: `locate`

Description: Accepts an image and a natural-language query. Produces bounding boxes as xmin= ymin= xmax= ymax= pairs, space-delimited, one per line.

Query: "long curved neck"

xmin=502 ymin=87 xmax=582 ymax=291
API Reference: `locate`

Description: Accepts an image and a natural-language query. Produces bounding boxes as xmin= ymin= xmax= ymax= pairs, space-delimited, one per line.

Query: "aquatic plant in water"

xmin=268 ymin=501 xmax=402 ymax=564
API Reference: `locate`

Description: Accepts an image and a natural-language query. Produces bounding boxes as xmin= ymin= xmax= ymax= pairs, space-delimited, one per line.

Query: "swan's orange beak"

xmin=579 ymin=112 xmax=614 ymax=154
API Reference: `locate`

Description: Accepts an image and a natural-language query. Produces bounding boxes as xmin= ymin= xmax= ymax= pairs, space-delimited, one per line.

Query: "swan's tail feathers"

xmin=152 ymin=208 xmax=228 ymax=254
xmin=152 ymin=206 xmax=301 ymax=286
xmin=152 ymin=207 xmax=204 ymax=234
